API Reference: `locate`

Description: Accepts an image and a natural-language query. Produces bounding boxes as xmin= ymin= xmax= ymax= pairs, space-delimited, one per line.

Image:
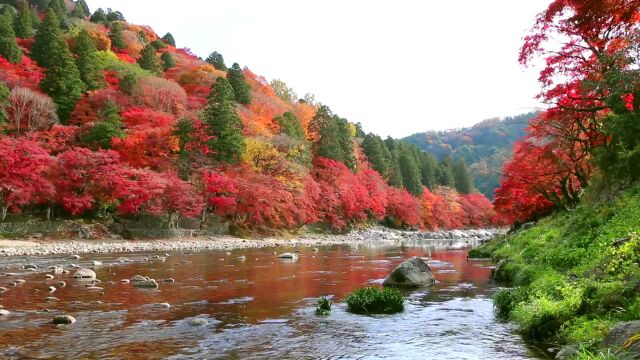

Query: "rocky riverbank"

xmin=0 ymin=227 xmax=506 ymax=257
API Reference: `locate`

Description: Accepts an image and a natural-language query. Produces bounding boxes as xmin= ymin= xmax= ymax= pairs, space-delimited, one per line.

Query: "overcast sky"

xmin=87 ymin=0 xmax=549 ymax=138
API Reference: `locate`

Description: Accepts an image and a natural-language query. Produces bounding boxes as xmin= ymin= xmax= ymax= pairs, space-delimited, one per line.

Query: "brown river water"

xmin=0 ymin=239 xmax=545 ymax=359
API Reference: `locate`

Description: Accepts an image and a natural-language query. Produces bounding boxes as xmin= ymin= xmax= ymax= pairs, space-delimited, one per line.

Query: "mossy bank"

xmin=471 ymin=185 xmax=640 ymax=358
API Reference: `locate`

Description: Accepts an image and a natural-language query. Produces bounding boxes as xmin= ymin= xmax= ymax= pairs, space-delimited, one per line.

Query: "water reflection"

xmin=0 ymin=239 xmax=541 ymax=359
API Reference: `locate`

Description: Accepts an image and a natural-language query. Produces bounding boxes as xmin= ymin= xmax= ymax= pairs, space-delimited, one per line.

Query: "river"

xmin=0 ymin=238 xmax=545 ymax=359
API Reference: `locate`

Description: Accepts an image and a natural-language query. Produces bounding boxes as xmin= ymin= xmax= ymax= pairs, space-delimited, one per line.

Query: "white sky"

xmin=87 ymin=0 xmax=549 ymax=138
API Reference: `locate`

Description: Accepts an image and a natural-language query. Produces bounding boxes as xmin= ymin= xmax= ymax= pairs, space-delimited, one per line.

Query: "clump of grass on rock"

xmin=345 ymin=286 xmax=404 ymax=315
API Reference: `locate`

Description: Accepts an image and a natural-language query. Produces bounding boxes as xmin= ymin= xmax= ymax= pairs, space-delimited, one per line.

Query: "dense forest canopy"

xmin=0 ymin=0 xmax=499 ymax=233
xmin=403 ymin=112 xmax=537 ymax=198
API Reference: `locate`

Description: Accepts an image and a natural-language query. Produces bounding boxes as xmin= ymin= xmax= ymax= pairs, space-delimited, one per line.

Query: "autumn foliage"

xmin=0 ymin=5 xmax=498 ymax=233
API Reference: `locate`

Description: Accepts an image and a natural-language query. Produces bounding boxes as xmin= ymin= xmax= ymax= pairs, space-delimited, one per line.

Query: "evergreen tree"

xmin=74 ymin=29 xmax=104 ymax=90
xmin=419 ymin=152 xmax=438 ymax=189
xmin=313 ymin=117 xmax=344 ymax=162
xmin=160 ymin=51 xmax=175 ymax=71
xmin=151 ymin=39 xmax=166 ymax=50
xmin=34 ymin=0 xmax=50 ymax=11
xmin=274 ymin=111 xmax=305 ymax=140
xmin=0 ymin=81 xmax=9 ymax=125
xmin=308 ymin=104 xmax=332 ymax=140
xmin=361 ymin=134 xmax=390 ymax=176
xmin=105 ymin=9 xmax=124 ymax=22
xmin=31 ymin=7 xmax=59 ymax=67
xmin=203 ymin=77 xmax=245 ymax=163
xmin=399 ymin=152 xmax=423 ymax=196
xmin=162 ymin=32 xmax=175 ymax=46
xmin=37 ymin=9 xmax=85 ymax=121
xmin=89 ymin=7 xmax=107 ymax=23
xmin=108 ymin=21 xmax=125 ymax=50
xmin=0 ymin=11 xmax=21 ymax=62
xmin=453 ymin=158 xmax=474 ymax=194
xmin=75 ymin=0 xmax=89 ymax=16
xmin=335 ymin=117 xmax=356 ymax=170
xmin=137 ymin=43 xmax=161 ymax=74
xmin=205 ymin=51 xmax=226 ymax=70
xmin=48 ymin=0 xmax=67 ymax=30
xmin=174 ymin=117 xmax=193 ymax=180
xmin=13 ymin=0 xmax=31 ymax=38
xmin=82 ymin=101 xmax=124 ymax=148
xmin=226 ymin=62 xmax=251 ymax=105
xmin=437 ymin=156 xmax=456 ymax=187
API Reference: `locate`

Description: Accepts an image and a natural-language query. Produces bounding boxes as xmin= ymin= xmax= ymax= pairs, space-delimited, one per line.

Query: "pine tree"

xmin=35 ymin=0 xmax=50 ymax=11
xmin=48 ymin=0 xmax=67 ymax=30
xmin=31 ymin=8 xmax=59 ymax=67
xmin=335 ymin=117 xmax=356 ymax=170
xmin=13 ymin=0 xmax=32 ymax=38
xmin=89 ymin=8 xmax=107 ymax=24
xmin=419 ymin=153 xmax=438 ymax=189
xmin=162 ymin=32 xmax=175 ymax=46
xmin=137 ymin=44 xmax=161 ymax=74
xmin=203 ymin=77 xmax=245 ymax=163
xmin=313 ymin=117 xmax=344 ymax=162
xmin=274 ymin=111 xmax=305 ymax=140
xmin=362 ymin=134 xmax=390 ymax=176
xmin=399 ymin=152 xmax=423 ymax=196
xmin=37 ymin=9 xmax=85 ymax=121
xmin=453 ymin=158 xmax=474 ymax=194
xmin=174 ymin=117 xmax=193 ymax=180
xmin=109 ymin=21 xmax=125 ymax=50
xmin=226 ymin=63 xmax=251 ymax=105
xmin=160 ymin=51 xmax=175 ymax=71
xmin=74 ymin=29 xmax=104 ymax=90
xmin=75 ymin=0 xmax=89 ymax=16
xmin=437 ymin=156 xmax=456 ymax=187
xmin=82 ymin=100 xmax=124 ymax=149
xmin=0 ymin=81 xmax=9 ymax=125
xmin=0 ymin=11 xmax=21 ymax=62
xmin=205 ymin=51 xmax=226 ymax=71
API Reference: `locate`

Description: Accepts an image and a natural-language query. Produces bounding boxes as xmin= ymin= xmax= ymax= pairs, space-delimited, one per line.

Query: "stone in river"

xmin=23 ymin=264 xmax=38 ymax=270
xmin=45 ymin=274 xmax=54 ymax=279
xmin=0 ymin=309 xmax=10 ymax=316
xmin=130 ymin=275 xmax=148 ymax=282
xmin=0 ymin=287 xmax=7 ymax=294
xmin=92 ymin=261 xmax=103 ymax=266
xmin=45 ymin=297 xmax=59 ymax=302
xmin=50 ymin=266 xmax=64 ymax=275
xmin=163 ymin=278 xmax=175 ymax=283
xmin=120 ymin=279 xmax=130 ymax=284
xmin=383 ymin=257 xmax=436 ymax=288
xmin=277 ymin=253 xmax=299 ymax=260
xmin=134 ymin=279 xmax=159 ymax=289
xmin=188 ymin=318 xmax=208 ymax=326
xmin=68 ymin=255 xmax=81 ymax=260
xmin=56 ymin=281 xmax=66 ymax=288
xmin=72 ymin=268 xmax=96 ymax=280
xmin=52 ymin=315 xmax=76 ymax=325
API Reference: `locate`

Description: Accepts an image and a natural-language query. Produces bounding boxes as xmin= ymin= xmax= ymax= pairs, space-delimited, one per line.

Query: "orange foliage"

xmin=293 ymin=102 xmax=316 ymax=138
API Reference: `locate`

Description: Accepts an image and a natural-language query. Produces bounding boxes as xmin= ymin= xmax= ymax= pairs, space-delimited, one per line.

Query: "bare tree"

xmin=8 ymin=87 xmax=58 ymax=135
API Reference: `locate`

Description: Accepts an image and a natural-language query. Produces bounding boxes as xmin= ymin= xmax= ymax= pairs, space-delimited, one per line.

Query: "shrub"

xmin=316 ymin=297 xmax=331 ymax=316
xmin=345 ymin=286 xmax=404 ymax=315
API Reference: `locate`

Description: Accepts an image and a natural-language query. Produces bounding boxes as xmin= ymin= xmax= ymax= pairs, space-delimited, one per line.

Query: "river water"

xmin=0 ymin=239 xmax=544 ymax=359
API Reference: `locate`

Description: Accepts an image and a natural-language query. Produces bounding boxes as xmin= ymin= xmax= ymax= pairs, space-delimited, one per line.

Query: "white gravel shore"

xmin=0 ymin=227 xmax=506 ymax=257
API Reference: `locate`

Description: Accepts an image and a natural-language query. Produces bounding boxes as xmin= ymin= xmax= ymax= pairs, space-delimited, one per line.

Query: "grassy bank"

xmin=470 ymin=186 xmax=640 ymax=356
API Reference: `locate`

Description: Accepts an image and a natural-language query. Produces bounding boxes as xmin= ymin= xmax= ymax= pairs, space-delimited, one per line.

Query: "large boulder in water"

xmin=383 ymin=257 xmax=435 ymax=288
xmin=72 ymin=268 xmax=96 ymax=280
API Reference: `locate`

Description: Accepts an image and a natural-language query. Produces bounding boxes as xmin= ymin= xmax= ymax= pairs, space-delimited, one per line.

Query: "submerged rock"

xmin=72 ymin=268 xmax=96 ymax=280
xmin=188 ymin=318 xmax=208 ymax=326
xmin=23 ymin=264 xmax=38 ymax=270
xmin=52 ymin=315 xmax=76 ymax=325
xmin=0 ymin=309 xmax=10 ymax=316
xmin=130 ymin=275 xmax=148 ymax=283
xmin=134 ymin=279 xmax=159 ymax=289
xmin=277 ymin=253 xmax=299 ymax=260
xmin=383 ymin=257 xmax=435 ymax=288
xmin=555 ymin=345 xmax=578 ymax=360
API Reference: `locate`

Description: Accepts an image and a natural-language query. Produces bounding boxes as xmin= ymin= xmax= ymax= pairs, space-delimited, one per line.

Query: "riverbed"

xmin=0 ymin=235 xmax=543 ymax=359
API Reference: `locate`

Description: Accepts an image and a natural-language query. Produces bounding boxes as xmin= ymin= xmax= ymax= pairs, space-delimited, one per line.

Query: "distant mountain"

xmin=402 ymin=112 xmax=538 ymax=199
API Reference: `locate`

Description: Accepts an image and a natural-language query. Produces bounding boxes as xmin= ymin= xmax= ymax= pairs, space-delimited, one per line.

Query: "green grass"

xmin=345 ymin=286 xmax=404 ymax=315
xmin=474 ymin=185 xmax=640 ymax=354
xmin=316 ymin=296 xmax=332 ymax=316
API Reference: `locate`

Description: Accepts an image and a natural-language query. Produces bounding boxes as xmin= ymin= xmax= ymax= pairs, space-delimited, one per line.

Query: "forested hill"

xmin=0 ymin=0 xmax=500 ymax=234
xmin=402 ymin=112 xmax=537 ymax=198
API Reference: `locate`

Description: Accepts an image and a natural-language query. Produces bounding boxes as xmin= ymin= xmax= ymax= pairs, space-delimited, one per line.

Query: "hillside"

xmin=403 ymin=112 xmax=537 ymax=198
xmin=0 ymin=0 xmax=498 ymax=236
